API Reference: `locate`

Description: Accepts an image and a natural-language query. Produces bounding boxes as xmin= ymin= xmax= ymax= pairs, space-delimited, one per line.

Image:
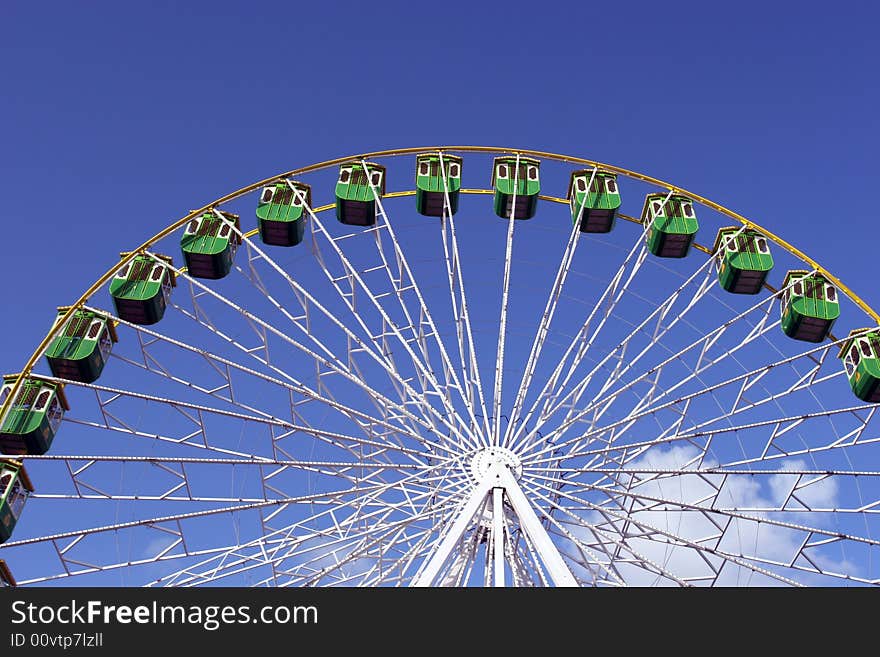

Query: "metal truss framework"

xmin=1 ymin=147 xmax=879 ymax=587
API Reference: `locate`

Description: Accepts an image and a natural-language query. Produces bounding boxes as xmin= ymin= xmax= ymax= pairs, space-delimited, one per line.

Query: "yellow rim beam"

xmin=3 ymin=147 xmax=876 ymax=425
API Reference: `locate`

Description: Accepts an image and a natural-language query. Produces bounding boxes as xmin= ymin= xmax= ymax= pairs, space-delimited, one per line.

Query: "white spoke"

xmin=5 ymin=148 xmax=878 ymax=588
xmin=493 ymin=154 xmax=521 ymax=446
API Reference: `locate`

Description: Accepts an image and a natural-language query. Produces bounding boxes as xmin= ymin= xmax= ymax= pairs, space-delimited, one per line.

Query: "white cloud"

xmin=556 ymin=445 xmax=853 ymax=586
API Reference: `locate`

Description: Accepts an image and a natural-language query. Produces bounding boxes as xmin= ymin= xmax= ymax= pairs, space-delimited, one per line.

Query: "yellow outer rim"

xmin=3 ymin=146 xmax=876 ymax=424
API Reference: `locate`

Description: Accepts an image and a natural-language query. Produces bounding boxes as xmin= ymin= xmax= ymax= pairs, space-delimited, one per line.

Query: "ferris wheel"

xmin=1 ymin=146 xmax=879 ymax=587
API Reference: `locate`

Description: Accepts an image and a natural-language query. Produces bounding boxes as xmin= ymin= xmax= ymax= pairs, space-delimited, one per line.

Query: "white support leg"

xmin=412 ymin=476 xmax=495 ymax=587
xmin=493 ymin=486 xmax=506 ymax=587
xmin=412 ymin=447 xmax=577 ymax=587
xmin=495 ymin=465 xmax=578 ymax=587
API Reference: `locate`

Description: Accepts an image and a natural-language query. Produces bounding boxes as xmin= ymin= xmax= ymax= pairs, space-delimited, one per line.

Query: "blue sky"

xmin=2 ymin=1 xmax=877 ymax=366
xmin=1 ymin=1 xmax=879 ymax=586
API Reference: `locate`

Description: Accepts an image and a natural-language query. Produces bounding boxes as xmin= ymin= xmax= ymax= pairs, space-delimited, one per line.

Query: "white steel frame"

xmin=2 ymin=148 xmax=879 ymax=587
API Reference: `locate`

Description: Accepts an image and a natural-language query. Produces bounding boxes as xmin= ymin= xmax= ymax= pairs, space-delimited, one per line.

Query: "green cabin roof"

xmin=45 ymin=309 xmax=117 ymax=361
xmin=109 ymin=253 xmax=176 ymax=301
xmin=0 ymin=459 xmax=33 ymax=494
xmin=416 ymin=154 xmax=462 ymax=193
xmin=642 ymin=193 xmax=698 ymax=234
xmin=568 ymin=168 xmax=621 ymax=211
xmin=781 ymin=270 xmax=840 ymax=320
xmin=181 ymin=210 xmax=240 ymax=256
xmin=0 ymin=375 xmax=68 ymax=436
xmin=336 ymin=162 xmax=386 ymax=202
xmin=714 ymin=227 xmax=774 ymax=273
xmin=492 ymin=156 xmax=540 ymax=197
xmin=839 ymin=328 xmax=880 ymax=399
xmin=839 ymin=328 xmax=880 ymax=359
xmin=257 ymin=181 xmax=311 ymax=223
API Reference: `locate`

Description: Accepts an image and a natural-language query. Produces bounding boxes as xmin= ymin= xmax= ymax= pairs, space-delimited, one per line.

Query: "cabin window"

xmin=34 ymin=389 xmax=51 ymax=412
xmin=185 ymin=219 xmax=199 ymax=235
xmin=0 ymin=384 xmax=11 ymax=407
xmin=845 ymin=355 xmax=855 ymax=377
xmin=851 ymin=345 xmax=861 ymax=368
xmin=371 ymin=172 xmax=381 ymax=187
xmin=419 ymin=162 xmax=429 ymax=176
xmin=756 ymin=237 xmax=769 ymax=253
xmin=115 ymin=264 xmax=130 ymax=280
xmin=682 ymin=202 xmax=694 ymax=218
xmin=448 ymin=162 xmax=460 ymax=178
xmin=219 ymin=223 xmax=231 ymax=238
xmin=339 ymin=168 xmax=351 ymax=184
xmin=793 ymin=281 xmax=803 ymax=297
xmin=726 ymin=236 xmax=738 ymax=252
xmin=151 ymin=264 xmax=165 ymax=282
xmin=292 ymin=189 xmax=303 ymax=206
xmin=47 ymin=397 xmax=63 ymax=434
xmin=260 ymin=187 xmax=274 ymax=204
xmin=7 ymin=478 xmax=28 ymax=520
xmin=576 ymin=177 xmax=586 ymax=193
xmin=860 ymin=340 xmax=873 ymax=358
xmin=652 ymin=201 xmax=662 ymax=217
xmin=498 ymin=164 xmax=508 ymax=179
xmin=802 ymin=279 xmax=814 ymax=298
xmin=98 ymin=327 xmax=112 ymax=360
xmin=0 ymin=472 xmax=11 ymax=499
xmin=528 ymin=166 xmax=538 ymax=180
xmin=605 ymin=178 xmax=617 ymax=194
xmin=87 ymin=320 xmax=102 ymax=340
xmin=825 ymin=285 xmax=837 ymax=303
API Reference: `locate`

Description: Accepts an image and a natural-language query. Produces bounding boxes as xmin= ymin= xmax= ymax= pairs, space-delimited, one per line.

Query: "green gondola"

xmin=109 ymin=253 xmax=176 ymax=325
xmin=492 ymin=156 xmax=540 ymax=220
xmin=0 ymin=559 xmax=14 ymax=586
xmin=0 ymin=375 xmax=69 ymax=455
xmin=839 ymin=329 xmax=880 ymax=402
xmin=45 ymin=308 xmax=118 ymax=383
xmin=713 ymin=227 xmax=774 ymax=294
xmin=780 ymin=270 xmax=839 ymax=342
xmin=641 ymin=193 xmax=699 ymax=258
xmin=415 ymin=153 xmax=462 ymax=217
xmin=256 ymin=180 xmax=311 ymax=247
xmin=181 ymin=210 xmax=240 ymax=279
xmin=0 ymin=460 xmax=32 ymax=544
xmin=335 ymin=162 xmax=386 ymax=226
xmin=567 ymin=169 xmax=620 ymax=233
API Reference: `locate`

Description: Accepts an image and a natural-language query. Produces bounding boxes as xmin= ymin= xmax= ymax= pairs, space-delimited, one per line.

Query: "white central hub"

xmin=470 ymin=447 xmax=522 ymax=483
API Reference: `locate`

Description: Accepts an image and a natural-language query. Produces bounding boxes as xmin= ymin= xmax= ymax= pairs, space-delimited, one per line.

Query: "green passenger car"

xmin=0 ymin=376 xmax=69 ymax=455
xmin=641 ymin=193 xmax=699 ymax=258
xmin=335 ymin=162 xmax=386 ymax=226
xmin=840 ymin=329 xmax=880 ymax=402
xmin=256 ymin=180 xmax=311 ymax=247
xmin=0 ymin=460 xmax=32 ymax=544
xmin=492 ymin=156 xmax=540 ymax=220
xmin=181 ymin=210 xmax=240 ymax=279
xmin=109 ymin=253 xmax=176 ymax=325
xmin=45 ymin=308 xmax=118 ymax=383
xmin=0 ymin=559 xmax=14 ymax=587
xmin=713 ymin=227 xmax=774 ymax=294
xmin=415 ymin=153 xmax=462 ymax=217
xmin=780 ymin=270 xmax=839 ymax=342
xmin=567 ymin=169 xmax=621 ymax=233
